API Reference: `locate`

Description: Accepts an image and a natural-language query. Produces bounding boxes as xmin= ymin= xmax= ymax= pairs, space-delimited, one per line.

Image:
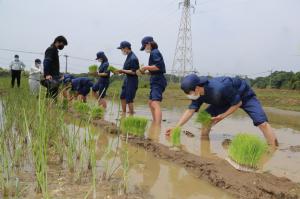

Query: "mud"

xmin=82 ymin=115 xmax=300 ymax=199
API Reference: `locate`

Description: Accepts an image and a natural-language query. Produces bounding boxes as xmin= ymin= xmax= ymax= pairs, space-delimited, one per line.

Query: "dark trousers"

xmin=11 ymin=70 xmax=21 ymax=88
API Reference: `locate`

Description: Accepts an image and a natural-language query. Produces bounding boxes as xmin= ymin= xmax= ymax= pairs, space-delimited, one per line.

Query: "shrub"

xmin=196 ymin=110 xmax=212 ymax=126
xmin=120 ymin=116 xmax=148 ymax=137
xmin=228 ymin=133 xmax=267 ymax=168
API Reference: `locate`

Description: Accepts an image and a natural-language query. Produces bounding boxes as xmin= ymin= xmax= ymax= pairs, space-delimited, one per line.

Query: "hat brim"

xmin=140 ymin=46 xmax=145 ymax=51
xmin=117 ymin=46 xmax=122 ymax=49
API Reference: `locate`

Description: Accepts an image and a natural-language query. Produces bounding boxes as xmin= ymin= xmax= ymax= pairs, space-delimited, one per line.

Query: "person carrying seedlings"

xmin=29 ymin=59 xmax=42 ymax=95
xmin=92 ymin=51 xmax=110 ymax=108
xmin=43 ymin=35 xmax=68 ymax=99
xmin=139 ymin=36 xmax=167 ymax=124
xmin=116 ymin=41 xmax=140 ymax=115
xmin=9 ymin=55 xmax=26 ymax=88
xmin=166 ymin=74 xmax=278 ymax=147
xmin=62 ymin=74 xmax=94 ymax=102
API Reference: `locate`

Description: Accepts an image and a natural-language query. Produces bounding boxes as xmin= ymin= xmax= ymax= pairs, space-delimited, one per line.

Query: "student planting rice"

xmin=116 ymin=41 xmax=140 ymax=115
xmin=139 ymin=36 xmax=167 ymax=124
xmin=166 ymin=74 xmax=278 ymax=147
xmin=29 ymin=59 xmax=42 ymax=95
xmin=92 ymin=51 xmax=111 ymax=108
xmin=62 ymin=74 xmax=94 ymax=102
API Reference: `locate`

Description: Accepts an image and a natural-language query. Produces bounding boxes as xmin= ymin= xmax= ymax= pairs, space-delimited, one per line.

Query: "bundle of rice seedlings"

xmin=107 ymin=66 xmax=118 ymax=73
xmin=73 ymin=101 xmax=91 ymax=114
xmin=90 ymin=106 xmax=105 ymax=119
xmin=171 ymin=127 xmax=181 ymax=147
xmin=120 ymin=116 xmax=148 ymax=137
xmin=228 ymin=133 xmax=267 ymax=170
xmin=196 ymin=110 xmax=212 ymax=126
xmin=88 ymin=65 xmax=98 ymax=73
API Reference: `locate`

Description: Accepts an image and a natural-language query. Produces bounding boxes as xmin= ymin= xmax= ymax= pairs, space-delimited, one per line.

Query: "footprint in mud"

xmin=183 ymin=130 xmax=195 ymax=138
xmin=221 ymin=138 xmax=232 ymax=149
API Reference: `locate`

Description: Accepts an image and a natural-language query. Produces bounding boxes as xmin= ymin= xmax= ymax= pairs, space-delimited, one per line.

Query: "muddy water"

xmin=104 ymin=100 xmax=300 ymax=183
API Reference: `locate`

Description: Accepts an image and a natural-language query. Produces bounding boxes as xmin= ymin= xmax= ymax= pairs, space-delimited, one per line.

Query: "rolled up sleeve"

xmin=188 ymin=98 xmax=204 ymax=112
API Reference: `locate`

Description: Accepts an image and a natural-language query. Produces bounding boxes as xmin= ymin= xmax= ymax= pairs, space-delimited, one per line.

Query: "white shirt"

xmin=9 ymin=59 xmax=26 ymax=71
xmin=29 ymin=65 xmax=41 ymax=81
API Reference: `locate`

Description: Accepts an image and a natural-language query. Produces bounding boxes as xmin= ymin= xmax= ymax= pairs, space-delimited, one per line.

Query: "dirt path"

xmin=88 ymin=116 xmax=300 ymax=199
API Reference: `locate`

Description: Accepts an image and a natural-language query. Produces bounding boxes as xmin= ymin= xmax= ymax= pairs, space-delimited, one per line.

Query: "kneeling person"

xmin=167 ymin=74 xmax=278 ymax=147
xmin=63 ymin=75 xmax=94 ymax=102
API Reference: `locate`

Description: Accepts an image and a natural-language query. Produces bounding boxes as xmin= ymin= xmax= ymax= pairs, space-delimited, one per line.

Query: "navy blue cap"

xmin=117 ymin=41 xmax=131 ymax=49
xmin=35 ymin=59 xmax=41 ymax=64
xmin=181 ymin=74 xmax=209 ymax=94
xmin=95 ymin=51 xmax=105 ymax=60
xmin=140 ymin=36 xmax=154 ymax=51
xmin=63 ymin=74 xmax=75 ymax=84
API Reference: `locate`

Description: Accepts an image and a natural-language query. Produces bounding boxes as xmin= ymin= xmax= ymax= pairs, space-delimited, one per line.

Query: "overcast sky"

xmin=0 ymin=0 xmax=299 ymax=77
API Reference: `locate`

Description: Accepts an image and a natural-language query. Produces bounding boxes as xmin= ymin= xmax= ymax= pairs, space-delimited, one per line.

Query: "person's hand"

xmin=46 ymin=75 xmax=52 ymax=80
xmin=165 ymin=128 xmax=173 ymax=136
xmin=211 ymin=114 xmax=225 ymax=125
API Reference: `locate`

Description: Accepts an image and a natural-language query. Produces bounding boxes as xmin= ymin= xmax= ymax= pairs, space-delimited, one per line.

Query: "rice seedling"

xmin=90 ymin=106 xmax=105 ymax=119
xmin=88 ymin=65 xmax=98 ymax=73
xmin=228 ymin=133 xmax=267 ymax=169
xmin=171 ymin=127 xmax=181 ymax=147
xmin=107 ymin=65 xmax=118 ymax=73
xmin=196 ymin=110 xmax=212 ymax=126
xmin=73 ymin=101 xmax=91 ymax=115
xmin=120 ymin=116 xmax=148 ymax=137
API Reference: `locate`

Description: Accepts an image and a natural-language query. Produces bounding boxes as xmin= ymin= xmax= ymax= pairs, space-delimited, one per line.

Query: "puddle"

xmin=104 ymin=100 xmax=300 ymax=183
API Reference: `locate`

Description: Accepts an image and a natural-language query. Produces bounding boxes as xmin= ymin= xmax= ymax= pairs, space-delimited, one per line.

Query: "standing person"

xmin=166 ymin=74 xmax=278 ymax=147
xmin=29 ymin=59 xmax=42 ymax=94
xmin=9 ymin=55 xmax=26 ymax=88
xmin=117 ymin=41 xmax=139 ymax=115
xmin=92 ymin=51 xmax=110 ymax=108
xmin=43 ymin=35 xmax=68 ymax=99
xmin=139 ymin=36 xmax=167 ymax=124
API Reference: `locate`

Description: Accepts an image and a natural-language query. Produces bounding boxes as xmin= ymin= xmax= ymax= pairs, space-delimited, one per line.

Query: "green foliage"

xmin=88 ymin=65 xmax=98 ymax=73
xmin=171 ymin=127 xmax=181 ymax=147
xmin=120 ymin=116 xmax=148 ymax=137
xmin=228 ymin=134 xmax=267 ymax=168
xmin=107 ymin=66 xmax=118 ymax=73
xmin=73 ymin=101 xmax=91 ymax=114
xmin=90 ymin=106 xmax=105 ymax=119
xmin=196 ymin=111 xmax=212 ymax=126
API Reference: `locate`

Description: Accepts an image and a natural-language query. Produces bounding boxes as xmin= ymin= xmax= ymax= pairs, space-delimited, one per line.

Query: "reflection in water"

xmin=147 ymin=122 xmax=161 ymax=142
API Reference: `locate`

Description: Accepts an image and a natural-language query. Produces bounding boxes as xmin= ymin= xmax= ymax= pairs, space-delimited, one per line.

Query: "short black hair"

xmin=14 ymin=55 xmax=19 ymax=58
xmin=54 ymin=35 xmax=68 ymax=45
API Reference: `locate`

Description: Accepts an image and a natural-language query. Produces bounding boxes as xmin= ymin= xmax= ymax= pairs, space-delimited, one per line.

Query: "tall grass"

xmin=228 ymin=133 xmax=267 ymax=168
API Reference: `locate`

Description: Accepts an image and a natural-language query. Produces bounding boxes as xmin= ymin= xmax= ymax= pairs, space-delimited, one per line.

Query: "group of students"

xmin=10 ymin=35 xmax=278 ymax=147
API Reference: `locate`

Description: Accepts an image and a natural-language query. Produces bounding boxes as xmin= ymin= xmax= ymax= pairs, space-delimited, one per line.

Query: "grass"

xmin=228 ymin=133 xmax=267 ymax=168
xmin=107 ymin=66 xmax=118 ymax=73
xmin=73 ymin=101 xmax=91 ymax=114
xmin=171 ymin=127 xmax=181 ymax=147
xmin=196 ymin=110 xmax=212 ymax=126
xmin=120 ymin=116 xmax=148 ymax=137
xmin=88 ymin=65 xmax=98 ymax=73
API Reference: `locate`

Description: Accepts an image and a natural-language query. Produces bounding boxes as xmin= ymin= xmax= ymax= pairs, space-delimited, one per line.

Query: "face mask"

xmin=35 ymin=63 xmax=41 ymax=68
xmin=187 ymin=94 xmax=200 ymax=100
xmin=58 ymin=45 xmax=64 ymax=50
xmin=145 ymin=49 xmax=151 ymax=53
xmin=98 ymin=59 xmax=103 ymax=63
xmin=15 ymin=58 xmax=19 ymax=62
xmin=122 ymin=51 xmax=127 ymax=56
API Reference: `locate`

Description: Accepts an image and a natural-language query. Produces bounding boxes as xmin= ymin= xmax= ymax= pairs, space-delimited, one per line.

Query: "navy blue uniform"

xmin=120 ymin=52 xmax=139 ymax=103
xmin=148 ymin=49 xmax=167 ymax=101
xmin=92 ymin=61 xmax=110 ymax=98
xmin=71 ymin=77 xmax=94 ymax=97
xmin=189 ymin=77 xmax=268 ymax=126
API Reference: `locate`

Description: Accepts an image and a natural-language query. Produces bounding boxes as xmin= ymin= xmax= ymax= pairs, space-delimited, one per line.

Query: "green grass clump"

xmin=228 ymin=133 xmax=267 ymax=168
xmin=171 ymin=127 xmax=181 ymax=147
xmin=196 ymin=110 xmax=212 ymax=126
xmin=90 ymin=106 xmax=105 ymax=119
xmin=88 ymin=65 xmax=98 ymax=73
xmin=120 ymin=116 xmax=148 ymax=137
xmin=107 ymin=66 xmax=118 ymax=73
xmin=73 ymin=101 xmax=91 ymax=114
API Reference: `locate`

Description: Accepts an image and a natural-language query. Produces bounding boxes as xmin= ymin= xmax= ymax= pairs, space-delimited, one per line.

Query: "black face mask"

xmin=58 ymin=45 xmax=64 ymax=50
